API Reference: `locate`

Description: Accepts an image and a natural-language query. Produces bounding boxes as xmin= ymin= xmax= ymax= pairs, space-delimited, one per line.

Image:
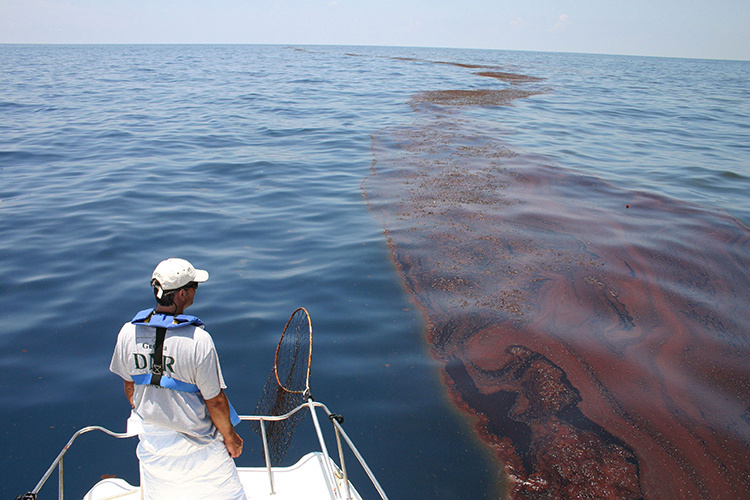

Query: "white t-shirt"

xmin=110 ymin=320 xmax=227 ymax=445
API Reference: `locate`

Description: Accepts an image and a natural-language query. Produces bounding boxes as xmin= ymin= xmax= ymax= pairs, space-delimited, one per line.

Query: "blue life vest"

xmin=130 ymin=308 xmax=240 ymax=426
xmin=131 ymin=308 xmax=206 ymax=329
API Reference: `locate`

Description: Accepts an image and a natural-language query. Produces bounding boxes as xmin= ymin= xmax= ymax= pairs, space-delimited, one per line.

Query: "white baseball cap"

xmin=151 ymin=258 xmax=209 ymax=298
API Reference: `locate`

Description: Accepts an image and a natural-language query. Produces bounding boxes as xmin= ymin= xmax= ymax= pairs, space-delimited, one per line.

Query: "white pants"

xmin=136 ymin=424 xmax=247 ymax=500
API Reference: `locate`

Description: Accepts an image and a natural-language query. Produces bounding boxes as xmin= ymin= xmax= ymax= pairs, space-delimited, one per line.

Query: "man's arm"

xmin=205 ymin=389 xmax=244 ymax=458
xmin=124 ymin=380 xmax=135 ymax=408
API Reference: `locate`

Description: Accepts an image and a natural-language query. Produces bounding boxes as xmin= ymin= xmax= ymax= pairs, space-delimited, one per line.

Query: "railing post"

xmin=333 ymin=427 xmax=351 ymax=500
xmin=307 ymin=399 xmax=339 ymax=499
xmin=58 ymin=458 xmax=63 ymax=500
xmin=259 ymin=419 xmax=275 ymax=495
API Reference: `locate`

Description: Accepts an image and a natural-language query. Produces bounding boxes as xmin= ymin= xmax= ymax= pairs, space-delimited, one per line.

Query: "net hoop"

xmin=274 ymin=307 xmax=312 ymax=396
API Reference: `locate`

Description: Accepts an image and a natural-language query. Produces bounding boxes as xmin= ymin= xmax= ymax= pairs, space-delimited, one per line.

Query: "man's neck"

xmin=155 ymin=305 xmax=184 ymax=315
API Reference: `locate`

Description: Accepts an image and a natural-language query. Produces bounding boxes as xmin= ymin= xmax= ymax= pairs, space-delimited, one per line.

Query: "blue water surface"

xmin=1 ymin=44 xmax=748 ymax=499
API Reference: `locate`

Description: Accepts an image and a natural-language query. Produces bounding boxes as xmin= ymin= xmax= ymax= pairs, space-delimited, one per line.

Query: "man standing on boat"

xmin=110 ymin=258 xmax=247 ymax=499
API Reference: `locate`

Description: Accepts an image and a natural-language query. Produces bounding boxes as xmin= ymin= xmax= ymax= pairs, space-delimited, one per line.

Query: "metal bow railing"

xmin=18 ymin=400 xmax=388 ymax=500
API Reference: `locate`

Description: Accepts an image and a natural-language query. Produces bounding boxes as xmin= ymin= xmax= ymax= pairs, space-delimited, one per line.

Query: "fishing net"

xmin=253 ymin=307 xmax=313 ymax=466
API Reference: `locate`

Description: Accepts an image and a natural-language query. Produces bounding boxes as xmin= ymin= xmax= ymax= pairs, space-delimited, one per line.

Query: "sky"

xmin=1 ymin=0 xmax=749 ymax=61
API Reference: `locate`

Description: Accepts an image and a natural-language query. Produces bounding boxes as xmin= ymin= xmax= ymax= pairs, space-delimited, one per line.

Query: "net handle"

xmin=274 ymin=307 xmax=313 ymax=395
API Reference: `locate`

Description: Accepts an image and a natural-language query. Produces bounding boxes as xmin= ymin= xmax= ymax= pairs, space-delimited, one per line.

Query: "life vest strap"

xmin=151 ymin=327 xmax=167 ymax=381
xmin=131 ymin=374 xmax=240 ymax=426
xmin=132 ymin=373 xmax=200 ymax=392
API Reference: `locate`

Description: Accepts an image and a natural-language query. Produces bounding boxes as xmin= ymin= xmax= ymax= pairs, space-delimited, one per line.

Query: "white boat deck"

xmin=83 ymin=451 xmax=363 ymax=500
xmin=239 ymin=452 xmax=363 ymax=499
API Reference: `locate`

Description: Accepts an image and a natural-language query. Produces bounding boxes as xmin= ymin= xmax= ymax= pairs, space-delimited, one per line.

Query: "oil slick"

xmin=364 ymin=62 xmax=750 ymax=498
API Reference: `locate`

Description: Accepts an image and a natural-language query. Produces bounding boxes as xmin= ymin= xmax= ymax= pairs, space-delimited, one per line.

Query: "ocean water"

xmin=1 ymin=45 xmax=748 ymax=499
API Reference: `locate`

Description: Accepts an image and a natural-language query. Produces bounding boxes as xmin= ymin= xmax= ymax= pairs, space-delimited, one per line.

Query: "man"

xmin=110 ymin=258 xmax=247 ymax=499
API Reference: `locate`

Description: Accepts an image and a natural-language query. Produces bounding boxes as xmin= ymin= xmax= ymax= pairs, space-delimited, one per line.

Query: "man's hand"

xmin=223 ymin=429 xmax=244 ymax=458
xmin=205 ymin=389 xmax=243 ymax=458
xmin=124 ymin=380 xmax=135 ymax=408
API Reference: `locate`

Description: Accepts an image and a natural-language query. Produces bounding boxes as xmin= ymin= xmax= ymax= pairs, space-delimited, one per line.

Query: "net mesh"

xmin=253 ymin=307 xmax=312 ymax=466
